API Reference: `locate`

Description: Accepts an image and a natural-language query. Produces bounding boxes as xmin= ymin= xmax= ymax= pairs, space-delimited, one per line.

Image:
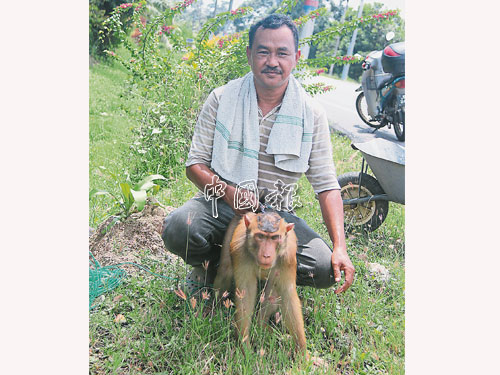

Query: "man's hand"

xmin=331 ymin=246 xmax=355 ymax=294
xmin=317 ymin=189 xmax=355 ymax=294
xmin=223 ymin=184 xmax=259 ymax=216
xmin=186 ymin=164 xmax=261 ymax=216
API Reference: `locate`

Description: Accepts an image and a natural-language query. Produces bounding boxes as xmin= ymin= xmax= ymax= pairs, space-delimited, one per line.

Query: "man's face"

xmin=247 ymin=25 xmax=300 ymax=91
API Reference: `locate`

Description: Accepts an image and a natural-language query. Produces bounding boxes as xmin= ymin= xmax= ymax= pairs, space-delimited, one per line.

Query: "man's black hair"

xmin=248 ymin=14 xmax=299 ymax=52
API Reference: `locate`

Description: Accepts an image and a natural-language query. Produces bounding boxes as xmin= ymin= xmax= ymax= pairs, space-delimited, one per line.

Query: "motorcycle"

xmin=355 ymin=37 xmax=405 ymax=141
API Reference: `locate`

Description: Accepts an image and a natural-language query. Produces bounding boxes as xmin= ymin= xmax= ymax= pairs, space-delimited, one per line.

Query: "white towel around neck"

xmin=211 ymin=72 xmax=314 ymax=186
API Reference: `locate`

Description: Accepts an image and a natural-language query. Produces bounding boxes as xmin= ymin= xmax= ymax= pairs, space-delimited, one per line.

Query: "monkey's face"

xmin=244 ymin=212 xmax=294 ymax=269
xmin=252 ymin=230 xmax=282 ymax=269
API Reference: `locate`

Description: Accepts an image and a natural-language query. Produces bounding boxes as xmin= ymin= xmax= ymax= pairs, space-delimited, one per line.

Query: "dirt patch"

xmin=89 ymin=201 xmax=179 ymax=275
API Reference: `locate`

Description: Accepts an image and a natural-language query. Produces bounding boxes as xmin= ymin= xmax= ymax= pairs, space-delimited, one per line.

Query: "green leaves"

xmin=196 ymin=7 xmax=253 ymax=45
xmin=90 ymin=174 xmax=167 ymax=225
xmin=120 ymin=182 xmax=134 ymax=212
xmin=134 ymin=174 xmax=167 ymax=191
xmin=275 ymin=0 xmax=299 ymax=15
xmin=300 ymin=10 xmax=400 ymax=47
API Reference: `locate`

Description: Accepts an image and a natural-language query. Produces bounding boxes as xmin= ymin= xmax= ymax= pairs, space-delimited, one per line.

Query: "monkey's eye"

xmin=271 ymin=235 xmax=280 ymax=241
xmin=255 ymin=233 xmax=265 ymax=241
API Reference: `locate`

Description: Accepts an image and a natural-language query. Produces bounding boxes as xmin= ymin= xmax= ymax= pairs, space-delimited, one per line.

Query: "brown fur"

xmin=214 ymin=212 xmax=307 ymax=353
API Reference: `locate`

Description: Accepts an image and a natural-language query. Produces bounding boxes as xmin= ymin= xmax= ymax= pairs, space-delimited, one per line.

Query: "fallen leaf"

xmin=367 ymin=262 xmax=390 ymax=282
xmin=114 ymin=314 xmax=126 ymax=324
xmin=311 ymin=355 xmax=327 ymax=368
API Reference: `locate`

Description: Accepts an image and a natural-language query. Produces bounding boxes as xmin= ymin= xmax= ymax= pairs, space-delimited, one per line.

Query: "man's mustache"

xmin=262 ymin=68 xmax=282 ymax=74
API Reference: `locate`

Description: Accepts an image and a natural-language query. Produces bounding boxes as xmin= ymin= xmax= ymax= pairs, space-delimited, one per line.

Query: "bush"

xmin=90 ymin=0 xmax=135 ymax=58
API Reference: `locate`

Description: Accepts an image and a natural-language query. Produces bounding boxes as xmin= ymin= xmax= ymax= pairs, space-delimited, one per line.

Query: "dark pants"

xmin=161 ymin=196 xmax=336 ymax=288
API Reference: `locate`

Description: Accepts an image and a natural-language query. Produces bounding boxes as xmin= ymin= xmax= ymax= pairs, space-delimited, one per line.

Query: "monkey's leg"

xmin=278 ymin=283 xmax=307 ymax=352
xmin=233 ymin=266 xmax=258 ymax=348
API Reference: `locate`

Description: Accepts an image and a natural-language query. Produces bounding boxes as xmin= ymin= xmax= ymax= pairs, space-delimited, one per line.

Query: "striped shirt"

xmin=186 ymin=85 xmax=340 ymax=211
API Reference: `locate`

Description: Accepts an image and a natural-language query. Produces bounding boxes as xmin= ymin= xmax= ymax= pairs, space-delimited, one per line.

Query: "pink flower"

xmin=198 ymin=73 xmax=203 ymax=79
xmin=162 ymin=25 xmax=175 ymax=34
xmin=316 ymin=69 xmax=325 ymax=75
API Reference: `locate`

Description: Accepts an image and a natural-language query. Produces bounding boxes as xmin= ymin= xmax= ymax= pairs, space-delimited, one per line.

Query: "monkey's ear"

xmin=244 ymin=214 xmax=252 ymax=228
xmin=285 ymin=223 xmax=295 ymax=233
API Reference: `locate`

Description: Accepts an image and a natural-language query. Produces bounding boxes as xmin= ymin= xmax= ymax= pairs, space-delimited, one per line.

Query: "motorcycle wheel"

xmin=393 ymin=94 xmax=405 ymax=141
xmin=355 ymin=92 xmax=384 ymax=128
xmin=338 ymin=172 xmax=389 ymax=232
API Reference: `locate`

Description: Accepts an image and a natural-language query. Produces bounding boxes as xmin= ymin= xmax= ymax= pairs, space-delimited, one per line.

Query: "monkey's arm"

xmin=318 ymin=189 xmax=355 ymax=294
xmin=232 ymin=253 xmax=258 ymax=348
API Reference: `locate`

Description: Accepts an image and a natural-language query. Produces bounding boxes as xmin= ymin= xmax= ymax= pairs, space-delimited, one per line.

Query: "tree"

xmin=315 ymin=1 xmax=404 ymax=81
xmin=307 ymin=0 xmax=344 ymax=59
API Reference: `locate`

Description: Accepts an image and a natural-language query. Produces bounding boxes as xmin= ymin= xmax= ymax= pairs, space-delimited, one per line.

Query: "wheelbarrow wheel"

xmin=338 ymin=172 xmax=389 ymax=232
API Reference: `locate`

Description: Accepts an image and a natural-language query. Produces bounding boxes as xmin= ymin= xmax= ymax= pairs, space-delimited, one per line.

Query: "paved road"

xmin=306 ymin=75 xmax=405 ymax=145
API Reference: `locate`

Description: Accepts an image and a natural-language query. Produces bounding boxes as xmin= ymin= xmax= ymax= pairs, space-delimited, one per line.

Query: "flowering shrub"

xmin=304 ymin=82 xmax=335 ymax=96
xmin=101 ymin=0 xmax=399 ymax=180
xmin=299 ymin=10 xmax=399 ymax=47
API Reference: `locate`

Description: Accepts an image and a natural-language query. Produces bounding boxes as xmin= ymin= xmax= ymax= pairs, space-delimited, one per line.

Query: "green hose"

xmin=89 ymin=252 xmax=127 ymax=310
xmin=89 ymin=252 xmax=206 ymax=310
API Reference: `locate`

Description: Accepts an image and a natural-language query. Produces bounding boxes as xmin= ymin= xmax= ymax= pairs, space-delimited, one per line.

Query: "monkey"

xmin=214 ymin=211 xmax=307 ymax=354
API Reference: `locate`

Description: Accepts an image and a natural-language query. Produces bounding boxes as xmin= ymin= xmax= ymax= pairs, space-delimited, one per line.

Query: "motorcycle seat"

xmin=377 ymin=74 xmax=394 ymax=90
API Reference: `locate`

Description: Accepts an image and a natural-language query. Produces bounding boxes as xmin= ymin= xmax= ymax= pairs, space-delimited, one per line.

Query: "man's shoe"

xmin=182 ymin=263 xmax=216 ymax=296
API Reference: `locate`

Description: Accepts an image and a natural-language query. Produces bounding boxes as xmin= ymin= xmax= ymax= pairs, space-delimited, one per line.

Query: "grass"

xmin=89 ymin=59 xmax=144 ymax=227
xmin=89 ymin=61 xmax=405 ymax=374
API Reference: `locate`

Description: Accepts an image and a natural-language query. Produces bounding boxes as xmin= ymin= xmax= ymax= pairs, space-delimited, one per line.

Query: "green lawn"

xmin=89 ymin=61 xmax=405 ymax=375
xmin=89 ymin=61 xmax=143 ymax=227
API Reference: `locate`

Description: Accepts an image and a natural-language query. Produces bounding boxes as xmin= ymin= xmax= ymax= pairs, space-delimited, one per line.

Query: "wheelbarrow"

xmin=338 ymin=137 xmax=405 ymax=231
